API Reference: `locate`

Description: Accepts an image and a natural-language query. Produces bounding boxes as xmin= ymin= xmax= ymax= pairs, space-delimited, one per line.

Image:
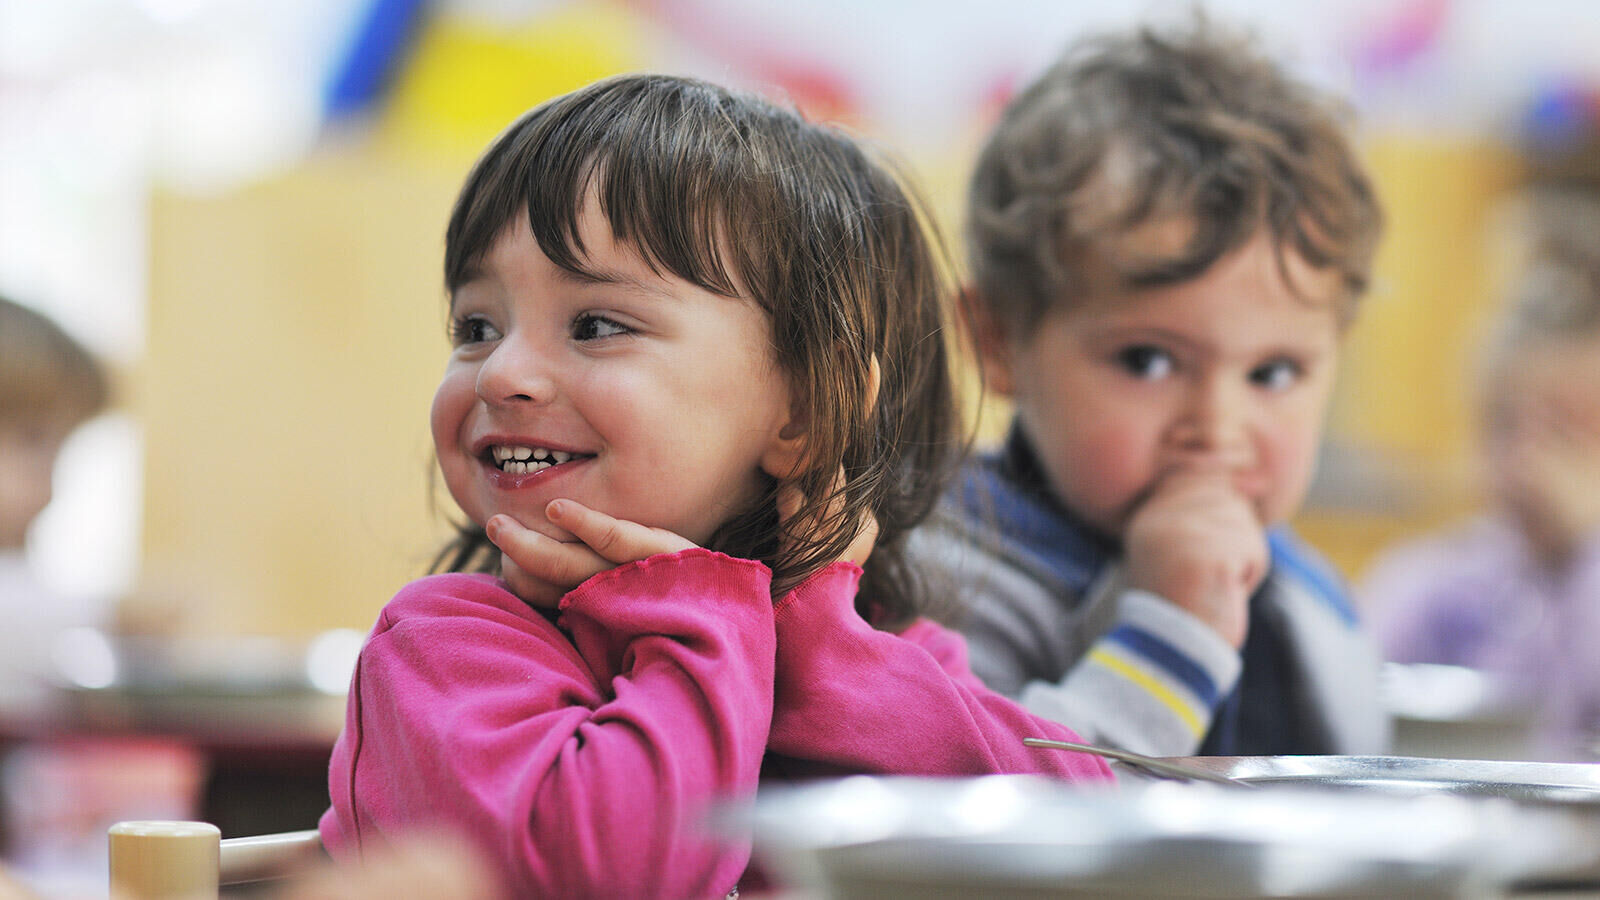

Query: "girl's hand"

xmin=486 ymin=500 xmax=695 ymax=608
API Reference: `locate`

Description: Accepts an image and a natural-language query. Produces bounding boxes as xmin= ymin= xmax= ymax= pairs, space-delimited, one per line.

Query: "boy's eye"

xmin=571 ymin=313 xmax=630 ymax=341
xmin=1250 ymin=358 xmax=1303 ymax=391
xmin=449 ymin=314 xmax=501 ymax=346
xmin=1115 ymin=345 xmax=1174 ymax=380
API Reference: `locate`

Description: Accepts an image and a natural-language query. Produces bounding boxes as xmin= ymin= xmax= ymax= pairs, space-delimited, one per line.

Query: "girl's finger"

xmin=487 ymin=514 xmax=610 ymax=590
xmin=545 ymin=499 xmax=694 ymax=564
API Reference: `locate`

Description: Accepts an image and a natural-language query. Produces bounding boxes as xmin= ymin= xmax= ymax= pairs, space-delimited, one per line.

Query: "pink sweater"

xmin=320 ymin=548 xmax=1112 ymax=898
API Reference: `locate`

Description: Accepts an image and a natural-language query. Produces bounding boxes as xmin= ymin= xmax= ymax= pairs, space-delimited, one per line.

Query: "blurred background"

xmin=11 ymin=0 xmax=1600 ymax=637
xmin=4 ymin=0 xmax=1600 ymax=889
xmin=12 ymin=0 xmax=1600 ymax=634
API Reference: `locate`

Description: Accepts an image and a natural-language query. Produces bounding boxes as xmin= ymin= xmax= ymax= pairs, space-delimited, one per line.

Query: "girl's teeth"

xmin=492 ymin=445 xmax=577 ymax=471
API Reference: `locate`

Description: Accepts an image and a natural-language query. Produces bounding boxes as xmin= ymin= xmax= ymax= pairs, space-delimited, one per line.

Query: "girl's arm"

xmin=483 ymin=498 xmax=1107 ymax=779
xmin=766 ymin=563 xmax=1115 ymax=782
xmin=322 ymin=552 xmax=776 ymax=900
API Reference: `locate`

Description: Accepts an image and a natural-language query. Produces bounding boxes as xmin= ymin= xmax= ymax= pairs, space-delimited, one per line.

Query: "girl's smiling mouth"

xmin=480 ymin=444 xmax=595 ymax=491
xmin=488 ymin=444 xmax=592 ymax=474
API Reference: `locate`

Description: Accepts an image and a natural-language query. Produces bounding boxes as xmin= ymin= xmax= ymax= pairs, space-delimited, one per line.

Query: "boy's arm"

xmin=322 ymin=555 xmax=775 ymax=900
xmin=920 ymin=475 xmax=1254 ymax=757
xmin=931 ymin=522 xmax=1244 ymax=758
xmin=1013 ymin=587 xmax=1243 ymax=757
xmin=1016 ymin=467 xmax=1261 ymax=756
xmin=1011 ymin=534 xmax=1384 ymax=758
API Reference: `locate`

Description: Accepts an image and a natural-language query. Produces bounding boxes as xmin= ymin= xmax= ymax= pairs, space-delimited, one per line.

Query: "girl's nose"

xmin=475 ymin=339 xmax=557 ymax=407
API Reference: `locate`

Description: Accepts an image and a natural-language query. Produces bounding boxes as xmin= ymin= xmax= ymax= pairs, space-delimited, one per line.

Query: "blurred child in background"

xmin=1367 ymin=189 xmax=1600 ymax=761
xmin=0 ymin=295 xmax=111 ymax=714
xmin=914 ymin=19 xmax=1391 ymax=758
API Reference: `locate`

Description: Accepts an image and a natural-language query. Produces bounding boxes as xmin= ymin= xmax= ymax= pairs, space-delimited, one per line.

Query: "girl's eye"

xmin=1250 ymin=358 xmax=1303 ymax=391
xmin=449 ymin=314 xmax=501 ymax=346
xmin=1115 ymin=345 xmax=1174 ymax=380
xmin=571 ymin=313 xmax=630 ymax=341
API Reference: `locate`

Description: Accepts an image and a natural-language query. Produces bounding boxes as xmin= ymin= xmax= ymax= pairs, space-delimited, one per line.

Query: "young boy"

xmin=919 ymin=21 xmax=1391 ymax=757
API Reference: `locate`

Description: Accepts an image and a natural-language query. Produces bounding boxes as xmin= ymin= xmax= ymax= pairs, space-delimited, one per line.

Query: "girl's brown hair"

xmin=432 ymin=74 xmax=960 ymax=625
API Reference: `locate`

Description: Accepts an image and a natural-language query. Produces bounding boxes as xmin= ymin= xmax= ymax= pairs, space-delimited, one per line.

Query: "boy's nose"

xmin=1170 ymin=378 xmax=1250 ymax=460
xmin=475 ymin=339 xmax=557 ymax=407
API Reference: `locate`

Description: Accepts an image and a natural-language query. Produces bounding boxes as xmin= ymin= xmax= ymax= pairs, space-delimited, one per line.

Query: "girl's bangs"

xmin=450 ymin=82 xmax=752 ymax=301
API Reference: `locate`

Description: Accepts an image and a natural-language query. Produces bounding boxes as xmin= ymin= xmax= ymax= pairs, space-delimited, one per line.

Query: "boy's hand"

xmin=486 ymin=500 xmax=695 ymax=608
xmin=1122 ymin=468 xmax=1267 ymax=649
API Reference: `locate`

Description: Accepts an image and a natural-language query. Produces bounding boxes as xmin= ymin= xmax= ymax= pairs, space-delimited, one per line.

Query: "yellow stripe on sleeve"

xmin=1086 ymin=646 xmax=1206 ymax=738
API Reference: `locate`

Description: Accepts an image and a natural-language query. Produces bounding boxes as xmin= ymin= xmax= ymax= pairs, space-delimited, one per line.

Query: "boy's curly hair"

xmin=967 ymin=18 xmax=1384 ymax=336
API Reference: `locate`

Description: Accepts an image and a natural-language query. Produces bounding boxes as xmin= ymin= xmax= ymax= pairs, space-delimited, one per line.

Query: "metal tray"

xmin=742 ymin=771 xmax=1599 ymax=898
xmin=1159 ymin=755 xmax=1600 ymax=884
xmin=1165 ymin=755 xmax=1600 ymax=801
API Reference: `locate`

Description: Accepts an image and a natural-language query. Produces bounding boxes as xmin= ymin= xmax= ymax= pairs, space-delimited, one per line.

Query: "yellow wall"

xmin=1298 ymin=135 xmax=1522 ymax=584
xmin=133 ymin=127 xmax=1525 ymax=635
xmin=1334 ymin=137 xmax=1520 ymax=471
xmin=138 ymin=152 xmax=466 ymax=635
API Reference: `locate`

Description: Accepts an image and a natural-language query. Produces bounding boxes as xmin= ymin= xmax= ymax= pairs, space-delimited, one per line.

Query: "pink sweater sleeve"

xmin=766 ymin=563 xmax=1115 ymax=781
xmin=320 ymin=549 xmax=776 ymax=900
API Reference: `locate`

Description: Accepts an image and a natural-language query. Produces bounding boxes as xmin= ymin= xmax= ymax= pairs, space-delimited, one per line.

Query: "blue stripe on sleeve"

xmin=1105 ymin=624 xmax=1220 ymax=708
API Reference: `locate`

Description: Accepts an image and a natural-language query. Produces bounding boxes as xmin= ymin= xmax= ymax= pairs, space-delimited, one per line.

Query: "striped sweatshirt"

xmin=911 ymin=427 xmax=1390 ymax=758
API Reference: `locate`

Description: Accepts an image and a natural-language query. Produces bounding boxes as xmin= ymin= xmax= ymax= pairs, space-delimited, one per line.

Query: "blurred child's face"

xmin=0 ymin=420 xmax=70 ymax=548
xmin=992 ymin=232 xmax=1344 ymax=541
xmin=431 ymin=198 xmax=799 ymax=546
xmin=1483 ymin=333 xmax=1600 ymax=556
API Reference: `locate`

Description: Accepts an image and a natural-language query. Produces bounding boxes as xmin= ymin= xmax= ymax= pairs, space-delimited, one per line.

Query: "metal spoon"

xmin=1023 ymin=737 xmax=1253 ymax=787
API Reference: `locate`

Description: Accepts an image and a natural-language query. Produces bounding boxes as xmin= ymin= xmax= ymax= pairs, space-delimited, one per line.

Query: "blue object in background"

xmin=323 ymin=0 xmax=431 ymax=120
xmin=1521 ymin=77 xmax=1598 ymax=154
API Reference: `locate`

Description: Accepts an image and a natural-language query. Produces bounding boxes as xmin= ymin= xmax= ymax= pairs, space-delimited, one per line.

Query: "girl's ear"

xmin=759 ymin=418 xmax=808 ymax=479
xmin=960 ymin=286 xmax=1017 ymax=397
xmin=759 ymin=355 xmax=880 ymax=479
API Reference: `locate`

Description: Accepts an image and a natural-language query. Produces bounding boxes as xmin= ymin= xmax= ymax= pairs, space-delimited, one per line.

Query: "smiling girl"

xmin=320 ymin=74 xmax=1111 ymax=900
